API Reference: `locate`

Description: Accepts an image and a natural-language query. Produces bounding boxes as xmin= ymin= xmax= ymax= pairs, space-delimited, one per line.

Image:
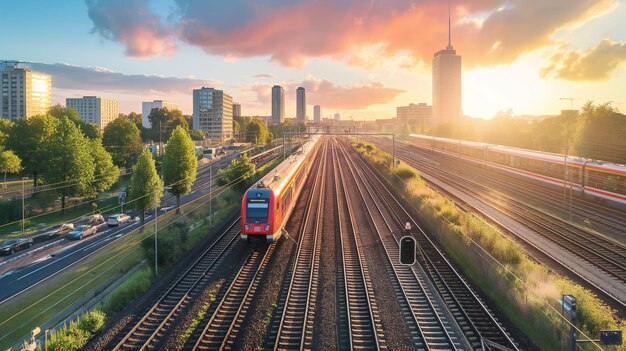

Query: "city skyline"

xmin=1 ymin=0 xmax=625 ymax=119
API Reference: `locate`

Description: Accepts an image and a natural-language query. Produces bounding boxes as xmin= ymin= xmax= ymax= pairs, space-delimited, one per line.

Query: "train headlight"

xmin=264 ymin=224 xmax=270 ymax=231
xmin=244 ymin=224 xmax=249 ymax=231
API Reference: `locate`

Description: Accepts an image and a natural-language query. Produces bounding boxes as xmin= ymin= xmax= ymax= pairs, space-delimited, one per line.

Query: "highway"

xmin=0 ymin=150 xmax=253 ymax=302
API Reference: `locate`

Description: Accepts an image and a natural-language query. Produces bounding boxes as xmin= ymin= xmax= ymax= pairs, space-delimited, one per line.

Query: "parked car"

xmin=107 ymin=214 xmax=131 ymax=227
xmin=89 ymin=214 xmax=105 ymax=225
xmin=44 ymin=223 xmax=75 ymax=239
xmin=68 ymin=225 xmax=97 ymax=240
xmin=0 ymin=238 xmax=33 ymax=255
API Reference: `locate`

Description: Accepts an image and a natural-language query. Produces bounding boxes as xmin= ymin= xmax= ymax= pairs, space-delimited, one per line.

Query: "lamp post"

xmin=21 ymin=177 xmax=28 ymax=234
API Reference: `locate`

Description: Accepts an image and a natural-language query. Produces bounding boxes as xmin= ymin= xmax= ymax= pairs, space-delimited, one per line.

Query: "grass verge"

xmin=352 ymin=140 xmax=625 ymax=350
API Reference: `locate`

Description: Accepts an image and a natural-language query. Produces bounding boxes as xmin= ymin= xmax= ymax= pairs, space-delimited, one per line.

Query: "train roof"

xmin=253 ymin=136 xmax=320 ymax=194
xmin=409 ymin=133 xmax=626 ymax=171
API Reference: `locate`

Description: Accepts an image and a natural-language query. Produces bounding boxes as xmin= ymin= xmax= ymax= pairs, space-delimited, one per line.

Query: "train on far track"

xmin=241 ymin=136 xmax=321 ymax=242
xmin=409 ymin=133 xmax=626 ymax=209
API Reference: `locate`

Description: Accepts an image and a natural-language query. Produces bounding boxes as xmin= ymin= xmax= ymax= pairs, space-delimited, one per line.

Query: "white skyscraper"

xmin=296 ymin=87 xmax=306 ymax=122
xmin=192 ymin=87 xmax=233 ymax=140
xmin=313 ymin=105 xmax=321 ymax=123
xmin=432 ymin=5 xmax=462 ymax=125
xmin=271 ymin=85 xmax=285 ymax=123
xmin=66 ymin=96 xmax=118 ymax=129
xmin=1 ymin=64 xmax=51 ymax=120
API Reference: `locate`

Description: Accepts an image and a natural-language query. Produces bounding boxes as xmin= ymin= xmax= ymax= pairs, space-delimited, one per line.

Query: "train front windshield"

xmin=246 ymin=197 xmax=269 ymax=224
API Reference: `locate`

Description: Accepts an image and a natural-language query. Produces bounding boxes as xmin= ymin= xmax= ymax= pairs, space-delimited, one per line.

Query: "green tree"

xmin=103 ymin=118 xmax=143 ymax=167
xmin=81 ymin=122 xmax=102 ymax=139
xmin=0 ymin=119 xmax=13 ymax=147
xmin=189 ymin=129 xmax=205 ymax=141
xmin=217 ymin=153 xmax=256 ymax=191
xmin=0 ymin=148 xmax=22 ymax=185
xmin=162 ymin=126 xmax=197 ymax=212
xmin=89 ymin=139 xmax=119 ymax=195
xmin=6 ymin=114 xmax=58 ymax=187
xmin=148 ymin=107 xmax=188 ymax=143
xmin=44 ymin=117 xmax=95 ymax=212
xmin=572 ymin=102 xmax=626 ymax=163
xmin=246 ymin=118 xmax=269 ymax=144
xmin=130 ymin=149 xmax=163 ymax=224
xmin=49 ymin=104 xmax=82 ymax=125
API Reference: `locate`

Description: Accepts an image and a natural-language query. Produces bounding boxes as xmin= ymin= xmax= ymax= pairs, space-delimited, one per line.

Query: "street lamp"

xmin=154 ymin=185 xmax=171 ymax=276
xmin=21 ymin=177 xmax=28 ymax=234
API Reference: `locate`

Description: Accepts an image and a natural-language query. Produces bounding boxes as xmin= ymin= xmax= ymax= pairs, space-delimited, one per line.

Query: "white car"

xmin=107 ymin=214 xmax=131 ymax=227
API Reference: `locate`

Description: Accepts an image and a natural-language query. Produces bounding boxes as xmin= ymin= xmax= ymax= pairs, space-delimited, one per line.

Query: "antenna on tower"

xmin=447 ymin=0 xmax=452 ymax=50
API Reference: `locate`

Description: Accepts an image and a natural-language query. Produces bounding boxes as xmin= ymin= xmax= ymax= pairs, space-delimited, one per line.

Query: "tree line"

xmin=0 ymin=105 xmax=198 ymax=221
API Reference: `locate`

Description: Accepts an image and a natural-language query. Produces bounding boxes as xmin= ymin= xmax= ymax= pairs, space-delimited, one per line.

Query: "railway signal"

xmin=399 ymin=222 xmax=416 ymax=266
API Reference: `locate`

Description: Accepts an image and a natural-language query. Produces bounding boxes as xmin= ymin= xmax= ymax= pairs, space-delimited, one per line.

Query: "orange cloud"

xmin=540 ymin=40 xmax=626 ymax=81
xmin=250 ymin=77 xmax=404 ymax=110
xmin=88 ymin=0 xmax=615 ymax=68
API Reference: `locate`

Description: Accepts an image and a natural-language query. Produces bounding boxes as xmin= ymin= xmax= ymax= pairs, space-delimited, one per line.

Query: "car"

xmin=89 ymin=214 xmax=105 ymax=225
xmin=0 ymin=238 xmax=33 ymax=256
xmin=44 ymin=223 xmax=75 ymax=239
xmin=107 ymin=214 xmax=131 ymax=227
xmin=68 ymin=225 xmax=97 ymax=240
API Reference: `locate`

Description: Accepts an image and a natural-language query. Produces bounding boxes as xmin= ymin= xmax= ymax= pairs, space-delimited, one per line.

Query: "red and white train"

xmin=241 ymin=136 xmax=321 ymax=242
xmin=409 ymin=134 xmax=626 ymax=209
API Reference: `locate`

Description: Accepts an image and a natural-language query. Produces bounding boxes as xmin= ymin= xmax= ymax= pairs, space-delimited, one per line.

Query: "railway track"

xmin=333 ymin=143 xmax=385 ymax=351
xmin=112 ymin=220 xmax=241 ymax=351
xmin=340 ymin=139 xmax=520 ymax=350
xmin=270 ymin=139 xmax=328 ymax=350
xmin=402 ymin=146 xmax=626 ymax=281
xmin=388 ymin=137 xmax=626 ymax=238
xmin=336 ymin=140 xmax=464 ymax=350
xmin=186 ymin=244 xmax=275 ymax=350
xmin=372 ymin=138 xmax=626 ymax=307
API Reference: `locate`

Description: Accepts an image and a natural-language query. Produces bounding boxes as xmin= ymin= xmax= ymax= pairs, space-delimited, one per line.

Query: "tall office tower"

xmin=334 ymin=112 xmax=340 ymax=121
xmin=296 ymin=87 xmax=306 ymax=122
xmin=432 ymin=4 xmax=462 ymax=125
xmin=233 ymin=103 xmax=241 ymax=118
xmin=66 ymin=96 xmax=118 ymax=129
xmin=141 ymin=100 xmax=179 ymax=128
xmin=1 ymin=64 xmax=52 ymax=120
xmin=396 ymin=103 xmax=433 ymax=130
xmin=313 ymin=105 xmax=321 ymax=123
xmin=192 ymin=87 xmax=233 ymax=141
xmin=271 ymin=85 xmax=285 ymax=124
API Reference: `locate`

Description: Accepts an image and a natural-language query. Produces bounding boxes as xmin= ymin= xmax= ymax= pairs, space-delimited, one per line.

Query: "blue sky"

xmin=2 ymin=0 xmax=626 ymax=118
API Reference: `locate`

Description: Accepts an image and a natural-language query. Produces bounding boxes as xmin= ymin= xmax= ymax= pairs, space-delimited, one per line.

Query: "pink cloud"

xmin=88 ymin=0 xmax=614 ymax=68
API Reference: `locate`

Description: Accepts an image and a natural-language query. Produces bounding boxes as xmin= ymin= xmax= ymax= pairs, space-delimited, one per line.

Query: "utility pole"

xmin=154 ymin=190 xmax=158 ymax=276
xmin=560 ymin=98 xmax=574 ymax=219
xmin=21 ymin=177 xmax=28 ymax=234
xmin=209 ymin=164 xmax=212 ymax=225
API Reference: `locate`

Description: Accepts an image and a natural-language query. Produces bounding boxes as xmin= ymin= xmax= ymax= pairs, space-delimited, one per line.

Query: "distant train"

xmin=241 ymin=136 xmax=321 ymax=242
xmin=408 ymin=134 xmax=626 ymax=209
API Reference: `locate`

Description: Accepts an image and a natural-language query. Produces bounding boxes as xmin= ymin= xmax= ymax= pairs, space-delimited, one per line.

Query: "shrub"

xmin=79 ymin=310 xmax=106 ymax=333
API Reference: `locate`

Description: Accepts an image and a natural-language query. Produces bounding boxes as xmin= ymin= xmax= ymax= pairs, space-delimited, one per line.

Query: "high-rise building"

xmin=432 ymin=6 xmax=462 ymax=125
xmin=296 ymin=87 xmax=306 ymax=122
xmin=1 ymin=64 xmax=51 ymax=120
xmin=66 ymin=96 xmax=118 ymax=129
xmin=334 ymin=112 xmax=340 ymax=121
xmin=141 ymin=100 xmax=179 ymax=128
xmin=271 ymin=85 xmax=285 ymax=124
xmin=233 ymin=103 xmax=241 ymax=119
xmin=397 ymin=103 xmax=433 ymax=130
xmin=192 ymin=87 xmax=233 ymax=141
xmin=313 ymin=105 xmax=321 ymax=123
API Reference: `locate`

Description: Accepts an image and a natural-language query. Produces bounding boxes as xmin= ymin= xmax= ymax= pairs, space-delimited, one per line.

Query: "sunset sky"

xmin=2 ymin=0 xmax=625 ymax=120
